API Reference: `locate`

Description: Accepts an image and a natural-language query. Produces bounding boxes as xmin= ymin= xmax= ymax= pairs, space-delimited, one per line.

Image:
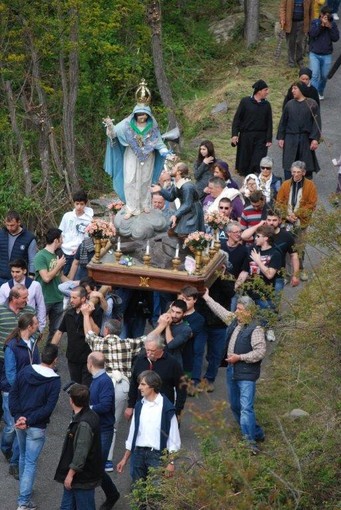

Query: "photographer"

xmin=309 ymin=6 xmax=340 ymax=100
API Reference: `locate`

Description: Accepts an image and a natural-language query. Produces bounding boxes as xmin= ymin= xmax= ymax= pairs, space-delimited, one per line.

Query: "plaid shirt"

xmin=85 ymin=331 xmax=144 ymax=379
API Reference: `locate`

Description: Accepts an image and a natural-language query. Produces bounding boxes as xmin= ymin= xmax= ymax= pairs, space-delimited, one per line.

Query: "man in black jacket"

xmin=54 ymin=384 xmax=103 ymax=510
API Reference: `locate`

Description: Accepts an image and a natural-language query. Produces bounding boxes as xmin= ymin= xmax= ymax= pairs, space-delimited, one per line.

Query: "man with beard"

xmin=52 ymin=286 xmax=102 ymax=386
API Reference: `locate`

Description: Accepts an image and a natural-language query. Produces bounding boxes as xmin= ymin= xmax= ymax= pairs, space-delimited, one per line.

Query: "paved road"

xmin=1 ymin=31 xmax=340 ymax=510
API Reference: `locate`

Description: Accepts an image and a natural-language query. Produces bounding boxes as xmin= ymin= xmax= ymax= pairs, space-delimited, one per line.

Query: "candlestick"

xmin=143 ymin=254 xmax=151 ymax=266
xmin=172 ymin=257 xmax=181 ymax=271
xmin=146 ymin=240 xmax=150 ymax=255
xmin=175 ymin=243 xmax=179 ymax=259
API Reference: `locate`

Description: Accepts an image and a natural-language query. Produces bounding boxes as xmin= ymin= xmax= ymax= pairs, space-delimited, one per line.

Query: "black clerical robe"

xmin=277 ymin=98 xmax=321 ymax=176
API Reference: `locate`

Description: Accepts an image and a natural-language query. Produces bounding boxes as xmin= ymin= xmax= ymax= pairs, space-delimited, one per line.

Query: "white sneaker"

xmin=266 ymin=329 xmax=276 ymax=342
xmin=17 ymin=503 xmax=37 ymax=510
xmin=319 ymin=94 xmax=324 ymax=100
xmin=333 ymin=13 xmax=339 ymax=20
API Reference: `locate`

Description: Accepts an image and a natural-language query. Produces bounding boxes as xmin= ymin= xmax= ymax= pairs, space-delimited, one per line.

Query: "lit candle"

xmin=117 ymin=236 xmax=121 ymax=251
xmin=175 ymin=243 xmax=179 ymax=258
xmin=146 ymin=240 xmax=150 ymax=255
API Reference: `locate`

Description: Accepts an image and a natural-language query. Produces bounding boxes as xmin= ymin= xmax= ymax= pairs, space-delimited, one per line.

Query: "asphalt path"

xmin=1 ymin=31 xmax=340 ymax=510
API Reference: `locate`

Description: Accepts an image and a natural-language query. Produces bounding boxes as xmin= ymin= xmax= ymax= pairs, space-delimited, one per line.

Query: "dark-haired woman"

xmin=1 ymin=313 xmax=40 ymax=479
xmin=194 ymin=140 xmax=216 ymax=200
xmin=212 ymin=160 xmax=239 ymax=190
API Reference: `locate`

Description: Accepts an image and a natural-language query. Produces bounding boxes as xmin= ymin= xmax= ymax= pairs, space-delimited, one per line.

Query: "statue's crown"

xmin=135 ymin=79 xmax=151 ymax=105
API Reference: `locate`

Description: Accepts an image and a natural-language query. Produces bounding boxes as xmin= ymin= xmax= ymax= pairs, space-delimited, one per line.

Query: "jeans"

xmin=45 ymin=301 xmax=64 ymax=343
xmin=132 ymin=447 xmax=162 ymax=483
xmin=226 ymin=365 xmax=264 ymax=443
xmin=1 ymin=391 xmax=19 ymax=465
xmin=191 ymin=330 xmax=208 ymax=384
xmin=60 ymin=487 xmax=95 ymax=510
xmin=62 ymin=253 xmax=75 ymax=276
xmin=101 ymin=429 xmax=119 ymax=500
xmin=255 ymin=298 xmax=277 ymax=328
xmin=204 ymin=327 xmax=227 ymax=383
xmin=310 ymin=52 xmax=333 ymax=95
xmin=16 ymin=427 xmax=46 ymax=506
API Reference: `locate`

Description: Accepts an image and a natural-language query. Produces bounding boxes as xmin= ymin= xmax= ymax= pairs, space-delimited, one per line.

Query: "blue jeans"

xmin=191 ymin=330 xmax=208 ymax=384
xmin=45 ymin=301 xmax=64 ymax=343
xmin=16 ymin=427 xmax=46 ymax=506
xmin=204 ymin=327 xmax=227 ymax=382
xmin=132 ymin=447 xmax=162 ymax=483
xmin=309 ymin=52 xmax=333 ymax=95
xmin=226 ymin=365 xmax=264 ymax=443
xmin=101 ymin=428 xmax=119 ymax=500
xmin=60 ymin=487 xmax=96 ymax=510
xmin=1 ymin=391 xmax=19 ymax=465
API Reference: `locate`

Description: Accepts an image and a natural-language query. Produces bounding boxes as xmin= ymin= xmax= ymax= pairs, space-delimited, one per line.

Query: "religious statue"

xmin=103 ymin=80 xmax=174 ymax=219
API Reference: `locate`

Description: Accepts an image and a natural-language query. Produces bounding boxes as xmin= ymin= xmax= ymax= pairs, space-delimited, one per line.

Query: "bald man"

xmin=87 ymin=352 xmax=120 ymax=509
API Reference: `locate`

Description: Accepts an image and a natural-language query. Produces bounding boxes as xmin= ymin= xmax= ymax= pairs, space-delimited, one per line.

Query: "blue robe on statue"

xmin=104 ymin=105 xmax=169 ymax=215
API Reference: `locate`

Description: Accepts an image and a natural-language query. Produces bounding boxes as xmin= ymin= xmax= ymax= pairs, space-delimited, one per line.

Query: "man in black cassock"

xmin=277 ymin=81 xmax=321 ymax=180
xmin=231 ymin=80 xmax=273 ymax=177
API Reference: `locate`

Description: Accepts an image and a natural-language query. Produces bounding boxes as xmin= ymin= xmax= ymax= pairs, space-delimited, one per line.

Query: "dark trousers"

xmin=67 ymin=361 xmax=92 ymax=387
xmin=101 ymin=429 xmax=119 ymax=500
xmin=286 ymin=20 xmax=305 ymax=66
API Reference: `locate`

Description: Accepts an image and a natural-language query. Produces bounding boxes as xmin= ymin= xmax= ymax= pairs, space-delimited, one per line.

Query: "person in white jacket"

xmin=58 ymin=190 xmax=93 ymax=275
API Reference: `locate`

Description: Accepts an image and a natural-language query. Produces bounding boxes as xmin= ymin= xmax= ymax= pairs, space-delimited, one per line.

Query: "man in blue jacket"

xmin=9 ymin=344 xmax=61 ymax=510
xmin=87 ymin=352 xmax=120 ymax=510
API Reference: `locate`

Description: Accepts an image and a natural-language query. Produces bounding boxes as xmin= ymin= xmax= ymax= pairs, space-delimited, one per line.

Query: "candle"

xmin=211 ymin=238 xmax=215 ymax=248
xmin=146 ymin=240 xmax=150 ymax=255
xmin=205 ymin=245 xmax=209 ymax=256
xmin=175 ymin=243 xmax=179 ymax=258
xmin=117 ymin=236 xmax=121 ymax=251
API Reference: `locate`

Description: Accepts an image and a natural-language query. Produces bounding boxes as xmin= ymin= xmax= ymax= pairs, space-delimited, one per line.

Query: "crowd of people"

xmin=0 ymin=4 xmax=340 ymax=510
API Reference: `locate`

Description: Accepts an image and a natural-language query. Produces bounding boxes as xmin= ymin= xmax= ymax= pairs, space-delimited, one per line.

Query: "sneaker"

xmin=333 ymin=13 xmax=339 ymax=20
xmin=300 ymin=270 xmax=309 ymax=281
xmin=9 ymin=463 xmax=19 ymax=480
xmin=17 ymin=503 xmax=37 ymax=510
xmin=196 ymin=379 xmax=215 ymax=393
xmin=319 ymin=94 xmax=324 ymax=100
xmin=105 ymin=460 xmax=114 ymax=472
xmin=266 ymin=329 xmax=276 ymax=342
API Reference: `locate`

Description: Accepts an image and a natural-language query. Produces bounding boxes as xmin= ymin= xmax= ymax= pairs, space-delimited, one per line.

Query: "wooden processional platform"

xmin=87 ymin=251 xmax=226 ymax=294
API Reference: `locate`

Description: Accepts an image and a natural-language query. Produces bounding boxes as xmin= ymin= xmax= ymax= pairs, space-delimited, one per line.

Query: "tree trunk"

xmin=2 ymin=78 xmax=32 ymax=196
xmin=244 ymin=0 xmax=259 ymax=47
xmin=60 ymin=7 xmax=80 ymax=191
xmin=146 ymin=1 xmax=180 ymax=136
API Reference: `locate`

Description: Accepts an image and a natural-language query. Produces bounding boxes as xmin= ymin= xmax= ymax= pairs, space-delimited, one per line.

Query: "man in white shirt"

xmin=117 ymin=370 xmax=180 ymax=484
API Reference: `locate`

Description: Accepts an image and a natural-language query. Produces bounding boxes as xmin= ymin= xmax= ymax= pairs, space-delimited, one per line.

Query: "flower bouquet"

xmin=183 ymin=231 xmax=213 ymax=251
xmin=108 ymin=199 xmax=125 ymax=215
xmin=204 ymin=211 xmax=230 ymax=230
xmin=85 ymin=218 xmax=116 ymax=240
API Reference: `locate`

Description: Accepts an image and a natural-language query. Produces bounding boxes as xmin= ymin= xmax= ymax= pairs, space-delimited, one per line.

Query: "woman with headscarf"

xmin=231 ymin=79 xmax=273 ymax=177
xmin=240 ymin=173 xmax=261 ymax=206
xmin=212 ymin=160 xmax=239 ymax=190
